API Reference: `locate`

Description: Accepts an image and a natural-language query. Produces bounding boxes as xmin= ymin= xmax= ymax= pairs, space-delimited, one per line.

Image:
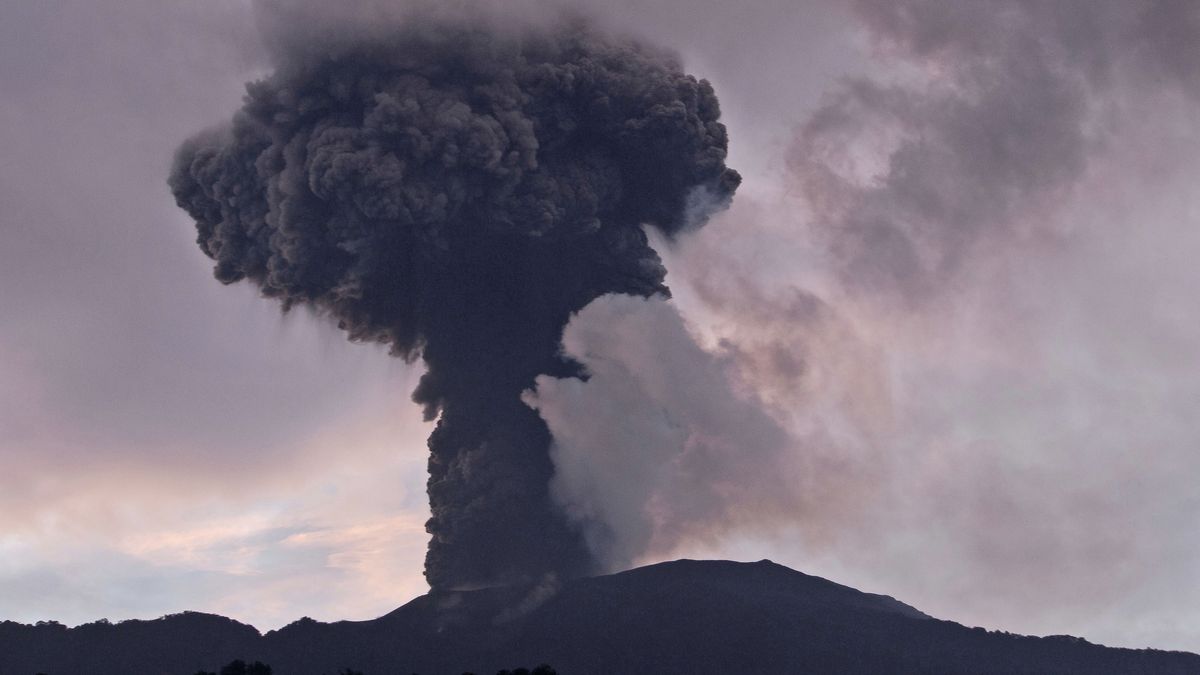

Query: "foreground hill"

xmin=2 ymin=559 xmax=1197 ymax=674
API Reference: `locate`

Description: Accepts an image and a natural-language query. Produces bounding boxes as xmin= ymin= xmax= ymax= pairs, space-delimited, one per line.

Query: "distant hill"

xmin=3 ymin=559 xmax=1197 ymax=674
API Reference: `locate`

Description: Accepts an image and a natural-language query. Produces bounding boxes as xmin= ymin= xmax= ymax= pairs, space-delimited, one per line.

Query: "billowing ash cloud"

xmin=168 ymin=9 xmax=739 ymax=589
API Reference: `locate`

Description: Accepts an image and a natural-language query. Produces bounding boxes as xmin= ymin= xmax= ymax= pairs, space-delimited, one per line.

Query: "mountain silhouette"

xmin=2 ymin=559 xmax=1197 ymax=674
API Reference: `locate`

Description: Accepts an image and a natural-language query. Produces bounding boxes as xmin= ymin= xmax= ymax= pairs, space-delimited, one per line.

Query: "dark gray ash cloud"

xmin=169 ymin=7 xmax=739 ymax=589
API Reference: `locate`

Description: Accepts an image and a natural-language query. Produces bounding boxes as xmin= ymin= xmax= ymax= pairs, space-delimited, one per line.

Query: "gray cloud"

xmin=791 ymin=0 xmax=1200 ymax=303
xmin=524 ymin=0 xmax=1200 ymax=653
xmin=525 ymin=295 xmax=804 ymax=569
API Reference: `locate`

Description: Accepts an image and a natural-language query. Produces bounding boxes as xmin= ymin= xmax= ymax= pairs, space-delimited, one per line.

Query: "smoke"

xmin=524 ymin=294 xmax=880 ymax=571
xmin=789 ymin=0 xmax=1200 ymax=306
xmin=791 ymin=3 xmax=1091 ymax=302
xmin=525 ymin=295 xmax=790 ymax=568
xmin=169 ymin=4 xmax=738 ymax=589
xmin=520 ymin=0 xmax=1200 ymax=594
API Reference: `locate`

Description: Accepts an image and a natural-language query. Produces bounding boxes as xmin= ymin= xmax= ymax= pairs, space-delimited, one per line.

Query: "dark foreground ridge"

xmin=2 ymin=559 xmax=1197 ymax=674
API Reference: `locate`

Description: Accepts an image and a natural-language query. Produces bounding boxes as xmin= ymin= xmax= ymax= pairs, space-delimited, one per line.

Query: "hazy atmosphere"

xmin=3 ymin=0 xmax=1200 ymax=655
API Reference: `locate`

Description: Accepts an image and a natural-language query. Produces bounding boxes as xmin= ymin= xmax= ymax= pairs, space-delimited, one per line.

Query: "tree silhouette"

xmin=193 ymin=659 xmax=272 ymax=675
xmin=459 ymin=665 xmax=557 ymax=675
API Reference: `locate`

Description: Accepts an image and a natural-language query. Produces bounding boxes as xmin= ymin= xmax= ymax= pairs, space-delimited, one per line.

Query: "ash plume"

xmin=168 ymin=9 xmax=738 ymax=589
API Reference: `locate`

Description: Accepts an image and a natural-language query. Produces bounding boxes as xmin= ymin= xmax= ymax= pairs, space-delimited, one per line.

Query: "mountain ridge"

xmin=3 ymin=558 xmax=1197 ymax=674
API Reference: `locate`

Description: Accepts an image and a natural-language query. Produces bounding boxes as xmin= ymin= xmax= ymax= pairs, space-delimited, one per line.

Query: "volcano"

xmin=2 ymin=559 xmax=1197 ymax=674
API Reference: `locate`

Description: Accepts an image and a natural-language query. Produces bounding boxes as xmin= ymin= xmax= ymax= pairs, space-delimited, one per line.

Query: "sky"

xmin=2 ymin=0 xmax=1200 ymax=654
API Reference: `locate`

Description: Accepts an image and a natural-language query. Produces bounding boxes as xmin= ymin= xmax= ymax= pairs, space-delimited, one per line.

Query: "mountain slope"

xmin=2 ymin=559 xmax=1197 ymax=674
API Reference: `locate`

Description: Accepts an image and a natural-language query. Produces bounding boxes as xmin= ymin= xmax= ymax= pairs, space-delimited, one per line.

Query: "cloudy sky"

xmin=3 ymin=0 xmax=1200 ymax=654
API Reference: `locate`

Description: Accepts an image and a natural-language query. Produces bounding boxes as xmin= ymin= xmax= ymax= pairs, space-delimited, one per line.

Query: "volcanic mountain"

xmin=2 ymin=559 xmax=1197 ymax=674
